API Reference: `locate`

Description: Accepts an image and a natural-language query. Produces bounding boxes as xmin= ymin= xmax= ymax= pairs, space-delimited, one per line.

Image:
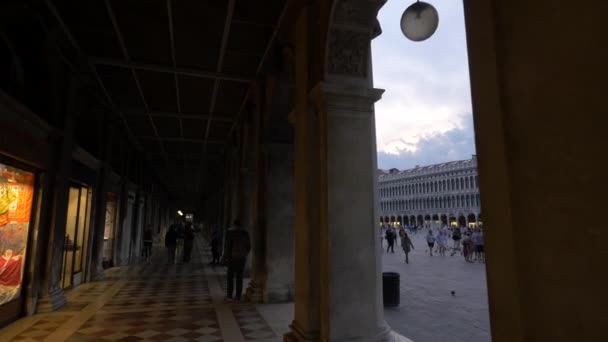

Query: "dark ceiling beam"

xmin=198 ymin=0 xmax=236 ymax=193
xmin=232 ymin=19 xmax=275 ymax=28
xmin=167 ymin=0 xmax=188 ymax=194
xmin=138 ymin=136 xmax=225 ymax=144
xmin=89 ymin=56 xmax=253 ymax=83
xmin=225 ymin=3 xmax=290 ymax=140
xmin=148 ymin=152 xmax=220 ymax=158
xmin=43 ymin=0 xmax=169 ymax=195
xmin=122 ymin=110 xmax=235 ymax=122
xmin=104 ymin=0 xmax=173 ymax=180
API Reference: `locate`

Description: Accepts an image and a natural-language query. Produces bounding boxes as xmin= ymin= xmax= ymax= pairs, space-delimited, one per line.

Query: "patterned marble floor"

xmin=0 ymin=237 xmax=282 ymax=342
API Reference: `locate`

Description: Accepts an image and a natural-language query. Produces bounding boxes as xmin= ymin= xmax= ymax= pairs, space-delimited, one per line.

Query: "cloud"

xmin=377 ymin=113 xmax=477 ymax=170
xmin=372 ymin=0 xmax=474 ymax=167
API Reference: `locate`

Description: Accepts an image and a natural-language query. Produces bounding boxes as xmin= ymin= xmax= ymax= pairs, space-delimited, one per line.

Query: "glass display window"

xmin=0 ymin=162 xmax=35 ymax=307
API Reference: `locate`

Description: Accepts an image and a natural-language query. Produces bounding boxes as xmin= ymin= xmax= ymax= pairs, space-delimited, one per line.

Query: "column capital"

xmin=309 ymin=81 xmax=384 ymax=115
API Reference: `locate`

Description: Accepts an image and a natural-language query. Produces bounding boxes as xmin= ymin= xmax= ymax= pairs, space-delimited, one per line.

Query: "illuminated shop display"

xmin=0 ymin=163 xmax=34 ymax=307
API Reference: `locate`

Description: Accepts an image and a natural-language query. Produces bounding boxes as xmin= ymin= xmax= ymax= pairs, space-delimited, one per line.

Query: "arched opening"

xmin=396 ymin=215 xmax=402 ymax=226
xmin=449 ymin=216 xmax=457 ymax=227
xmin=440 ymin=214 xmax=448 ymax=226
xmin=467 ymin=213 xmax=477 ymax=227
xmin=458 ymin=215 xmax=467 ymax=227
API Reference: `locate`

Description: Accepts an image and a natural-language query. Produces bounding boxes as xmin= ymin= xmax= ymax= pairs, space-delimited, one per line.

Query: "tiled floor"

xmin=0 ymin=238 xmax=284 ymax=342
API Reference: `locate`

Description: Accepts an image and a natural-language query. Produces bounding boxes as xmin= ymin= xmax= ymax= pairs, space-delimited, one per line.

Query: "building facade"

xmin=379 ymin=156 xmax=481 ymax=228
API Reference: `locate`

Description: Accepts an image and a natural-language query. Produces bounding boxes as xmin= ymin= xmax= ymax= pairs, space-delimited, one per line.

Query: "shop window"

xmin=0 ymin=163 xmax=34 ymax=308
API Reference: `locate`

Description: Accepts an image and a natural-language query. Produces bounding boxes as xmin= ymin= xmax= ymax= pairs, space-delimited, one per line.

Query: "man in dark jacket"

xmin=224 ymin=219 xmax=251 ymax=303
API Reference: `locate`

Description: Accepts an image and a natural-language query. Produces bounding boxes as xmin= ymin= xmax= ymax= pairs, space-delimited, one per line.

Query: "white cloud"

xmin=372 ymin=0 xmax=474 ymax=166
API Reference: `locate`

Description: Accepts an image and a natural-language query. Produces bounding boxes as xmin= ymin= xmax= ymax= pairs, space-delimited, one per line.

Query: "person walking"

xmin=182 ymin=222 xmax=195 ymax=263
xmin=462 ymin=232 xmax=474 ymax=262
xmin=452 ymin=226 xmax=462 ymax=251
xmin=399 ymin=228 xmax=415 ymax=263
xmin=426 ymin=229 xmax=436 ymax=256
xmin=385 ymin=227 xmax=396 ymax=253
xmin=143 ymin=225 xmax=153 ymax=263
xmin=438 ymin=230 xmax=448 ymax=256
xmin=165 ymin=224 xmax=177 ymax=264
xmin=474 ymin=228 xmax=485 ymax=263
xmin=224 ymin=219 xmax=251 ymax=303
xmin=210 ymin=228 xmax=222 ymax=265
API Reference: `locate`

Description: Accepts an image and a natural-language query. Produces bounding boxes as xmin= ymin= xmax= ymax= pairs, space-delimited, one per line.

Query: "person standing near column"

xmin=182 ymin=222 xmax=195 ymax=263
xmin=210 ymin=228 xmax=222 ymax=265
xmin=165 ymin=224 xmax=177 ymax=264
xmin=224 ymin=219 xmax=251 ymax=303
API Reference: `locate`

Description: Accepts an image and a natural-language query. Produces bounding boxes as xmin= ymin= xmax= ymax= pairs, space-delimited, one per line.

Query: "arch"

xmin=440 ymin=214 xmax=448 ymax=226
xmin=449 ymin=216 xmax=457 ymax=227
xmin=458 ymin=215 xmax=467 ymax=227
xmin=390 ymin=215 xmax=395 ymax=223
xmin=416 ymin=215 xmax=424 ymax=226
xmin=396 ymin=215 xmax=402 ymax=225
xmin=432 ymin=214 xmax=439 ymax=221
xmin=467 ymin=213 xmax=477 ymax=227
xmin=465 ymin=177 xmax=469 ymax=189
xmin=384 ymin=216 xmax=389 ymax=223
xmin=410 ymin=215 xmax=416 ymax=225
xmin=379 ymin=216 xmax=384 ymax=223
xmin=476 ymin=194 xmax=481 ymax=207
xmin=450 ymin=179 xmax=455 ymax=190
xmin=424 ymin=214 xmax=431 ymax=221
xmin=460 ymin=178 xmax=465 ymax=189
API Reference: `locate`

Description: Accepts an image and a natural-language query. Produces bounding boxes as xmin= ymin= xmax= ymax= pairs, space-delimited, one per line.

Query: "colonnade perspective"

xmin=1 ymin=0 xmax=607 ymax=341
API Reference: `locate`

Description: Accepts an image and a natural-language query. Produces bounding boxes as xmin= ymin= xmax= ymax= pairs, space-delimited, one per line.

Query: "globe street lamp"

xmin=400 ymin=1 xmax=439 ymax=42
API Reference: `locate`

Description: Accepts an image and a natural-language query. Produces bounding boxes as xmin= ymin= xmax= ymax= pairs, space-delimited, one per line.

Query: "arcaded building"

xmin=378 ymin=157 xmax=481 ymax=228
xmin=0 ymin=0 xmax=606 ymax=341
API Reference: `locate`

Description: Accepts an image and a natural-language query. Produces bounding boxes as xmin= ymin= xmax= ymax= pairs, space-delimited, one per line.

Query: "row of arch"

xmin=380 ymin=174 xmax=478 ymax=198
xmin=380 ymin=193 xmax=480 ymax=212
xmin=380 ymin=213 xmax=481 ymax=227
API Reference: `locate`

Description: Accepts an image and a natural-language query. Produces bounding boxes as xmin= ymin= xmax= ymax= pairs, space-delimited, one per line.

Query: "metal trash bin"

xmin=382 ymin=272 xmax=400 ymax=307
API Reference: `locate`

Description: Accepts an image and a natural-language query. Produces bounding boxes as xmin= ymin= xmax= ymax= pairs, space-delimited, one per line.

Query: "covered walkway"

xmin=0 ymin=237 xmax=293 ymax=341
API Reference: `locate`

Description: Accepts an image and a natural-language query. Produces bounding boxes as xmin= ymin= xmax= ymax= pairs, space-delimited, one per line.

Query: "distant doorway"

xmin=61 ymin=185 xmax=92 ymax=289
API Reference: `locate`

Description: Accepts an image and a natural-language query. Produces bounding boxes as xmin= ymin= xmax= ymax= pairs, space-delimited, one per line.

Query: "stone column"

xmin=263 ymin=143 xmax=295 ymax=302
xmin=464 ymin=1 xmax=608 ymax=341
xmin=37 ymin=77 xmax=82 ymax=312
xmin=88 ymin=116 xmax=114 ymax=281
xmin=315 ymin=82 xmax=390 ymax=341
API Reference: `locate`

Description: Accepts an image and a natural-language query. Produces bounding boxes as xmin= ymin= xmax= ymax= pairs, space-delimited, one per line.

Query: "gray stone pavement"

xmin=382 ymin=231 xmax=491 ymax=342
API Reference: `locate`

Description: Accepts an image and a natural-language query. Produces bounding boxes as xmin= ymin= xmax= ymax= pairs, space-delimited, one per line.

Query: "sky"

xmin=371 ymin=0 xmax=476 ymax=170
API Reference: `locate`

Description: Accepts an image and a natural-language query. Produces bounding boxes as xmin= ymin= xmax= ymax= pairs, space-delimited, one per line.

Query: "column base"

xmin=36 ymin=287 xmax=67 ymax=313
xmin=265 ymin=283 xmax=294 ymax=303
xmin=244 ymin=280 xmax=265 ymax=303
xmin=283 ymin=321 xmax=319 ymax=342
xmin=284 ymin=321 xmax=396 ymax=342
xmin=90 ymin=268 xmax=106 ymax=282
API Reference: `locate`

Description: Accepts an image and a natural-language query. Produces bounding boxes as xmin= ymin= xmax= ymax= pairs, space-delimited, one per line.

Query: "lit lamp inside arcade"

xmin=177 ymin=210 xmax=183 ymax=216
xmin=400 ymin=1 xmax=439 ymax=42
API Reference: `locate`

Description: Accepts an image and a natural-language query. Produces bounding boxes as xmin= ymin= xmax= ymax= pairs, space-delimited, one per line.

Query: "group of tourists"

xmin=382 ymin=224 xmax=485 ymax=264
xmin=164 ymin=221 xmax=196 ymax=264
